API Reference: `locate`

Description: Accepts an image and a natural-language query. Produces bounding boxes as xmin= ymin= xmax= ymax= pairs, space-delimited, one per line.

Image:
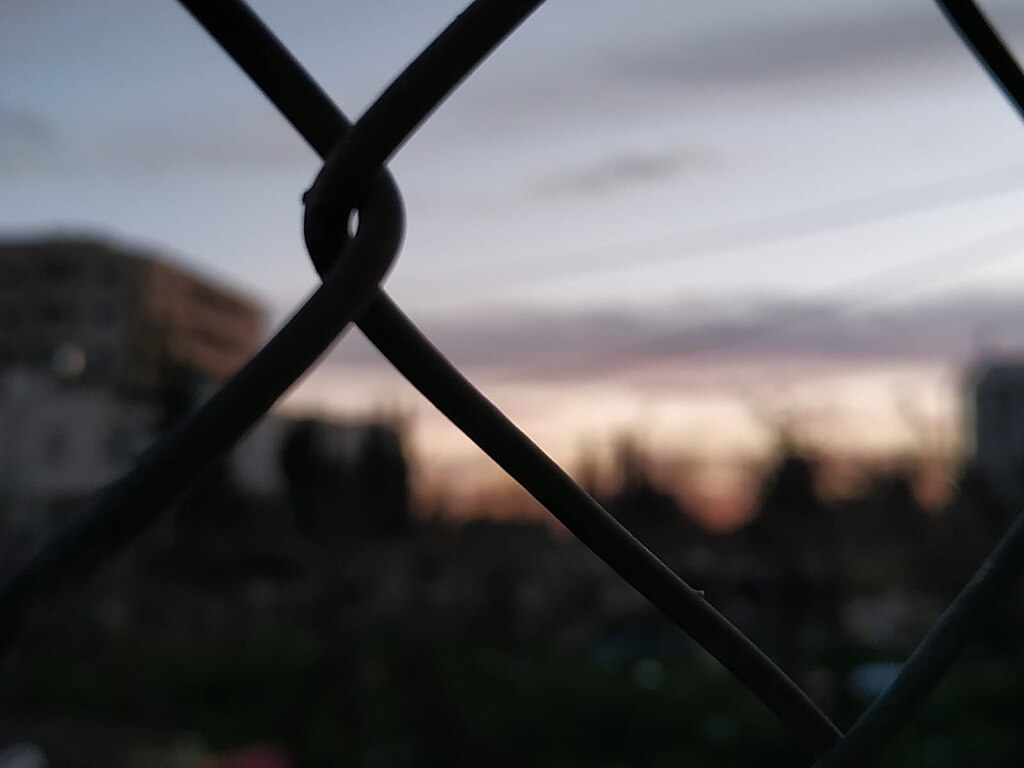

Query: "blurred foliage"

xmin=4 ymin=437 xmax=1024 ymax=766
xmin=2 ymin=607 xmax=1023 ymax=768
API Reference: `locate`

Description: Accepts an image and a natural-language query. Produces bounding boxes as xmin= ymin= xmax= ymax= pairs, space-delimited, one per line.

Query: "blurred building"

xmin=0 ymin=235 xmax=415 ymax=561
xmin=163 ymin=412 xmax=411 ymax=572
xmin=274 ymin=415 xmax=412 ymax=539
xmin=968 ymin=360 xmax=1024 ymax=507
xmin=0 ymin=235 xmax=266 ymax=546
xmin=232 ymin=414 xmax=370 ymax=500
xmin=0 ymin=367 xmax=156 ymax=545
xmin=0 ymin=237 xmax=264 ymax=394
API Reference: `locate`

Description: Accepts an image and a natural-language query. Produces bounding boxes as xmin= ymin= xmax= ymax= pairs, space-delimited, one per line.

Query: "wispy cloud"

xmin=609 ymin=2 xmax=1024 ymax=87
xmin=0 ymin=105 xmax=53 ymax=171
xmin=0 ymin=105 xmax=51 ymax=145
xmin=325 ymin=292 xmax=1024 ymax=382
xmin=535 ymin=144 xmax=716 ymax=197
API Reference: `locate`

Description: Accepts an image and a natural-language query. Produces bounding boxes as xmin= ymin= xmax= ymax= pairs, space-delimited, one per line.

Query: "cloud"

xmin=102 ymin=119 xmax=313 ymax=173
xmin=0 ymin=106 xmax=51 ymax=146
xmin=324 ymin=291 xmax=1024 ymax=384
xmin=540 ymin=293 xmax=1024 ymax=378
xmin=535 ymin=145 xmax=716 ymax=197
xmin=1 ymin=112 xmax=313 ymax=180
xmin=0 ymin=105 xmax=53 ymax=172
xmin=609 ymin=2 xmax=1024 ymax=88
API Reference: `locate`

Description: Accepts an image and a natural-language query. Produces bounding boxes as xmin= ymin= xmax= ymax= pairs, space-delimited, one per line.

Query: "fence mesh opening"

xmin=2 ymin=1 xmax=1023 ymax=765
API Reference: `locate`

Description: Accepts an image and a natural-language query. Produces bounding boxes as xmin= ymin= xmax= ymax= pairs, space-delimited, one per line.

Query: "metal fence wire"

xmin=1 ymin=0 xmax=1022 ymax=764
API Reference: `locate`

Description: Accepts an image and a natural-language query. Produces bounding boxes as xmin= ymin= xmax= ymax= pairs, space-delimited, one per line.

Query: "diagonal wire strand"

xmin=815 ymin=2 xmax=1024 ymax=765
xmin=0 ymin=177 xmax=403 ymax=642
xmin=936 ymin=0 xmax=1024 ymax=126
xmin=19 ymin=0 xmax=1024 ymax=762
xmin=540 ymin=218 xmax=1024 ymax=377
xmin=179 ymin=0 xmax=842 ymax=754
xmin=302 ymin=0 xmax=547 ymax=272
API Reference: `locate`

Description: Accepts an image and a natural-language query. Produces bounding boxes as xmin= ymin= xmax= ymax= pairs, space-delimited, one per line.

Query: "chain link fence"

xmin=1 ymin=0 xmax=1022 ymax=764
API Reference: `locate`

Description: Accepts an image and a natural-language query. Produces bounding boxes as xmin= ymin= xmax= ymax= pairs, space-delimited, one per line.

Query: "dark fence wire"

xmin=814 ymin=2 xmax=1024 ymax=765
xmin=0 ymin=0 xmax=1021 ymax=764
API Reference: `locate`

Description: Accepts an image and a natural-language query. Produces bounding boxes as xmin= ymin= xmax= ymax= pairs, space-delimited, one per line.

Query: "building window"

xmin=44 ymin=426 xmax=69 ymax=466
xmin=41 ymin=303 xmax=73 ymax=325
xmin=95 ymin=304 xmax=119 ymax=326
xmin=43 ymin=259 xmax=76 ymax=283
xmin=3 ymin=265 xmax=24 ymax=287
xmin=100 ymin=263 xmax=122 ymax=287
xmin=90 ymin=347 xmax=114 ymax=378
xmin=107 ymin=425 xmax=134 ymax=461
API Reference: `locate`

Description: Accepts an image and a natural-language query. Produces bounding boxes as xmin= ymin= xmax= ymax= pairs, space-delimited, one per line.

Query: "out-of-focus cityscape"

xmin=7 ymin=1 xmax=1024 ymax=766
xmin=2 ymin=235 xmax=1024 ymax=767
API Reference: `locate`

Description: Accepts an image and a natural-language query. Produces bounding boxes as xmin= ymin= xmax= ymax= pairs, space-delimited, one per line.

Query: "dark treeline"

xmin=2 ymin=425 xmax=1023 ymax=768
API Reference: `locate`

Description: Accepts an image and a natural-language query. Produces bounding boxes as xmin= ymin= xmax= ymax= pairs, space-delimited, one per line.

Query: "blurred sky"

xmin=3 ymin=1 xmax=1024 ymax=495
